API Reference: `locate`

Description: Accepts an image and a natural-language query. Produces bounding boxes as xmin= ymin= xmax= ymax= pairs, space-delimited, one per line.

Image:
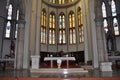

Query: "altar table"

xmin=44 ymin=57 xmax=75 ymax=68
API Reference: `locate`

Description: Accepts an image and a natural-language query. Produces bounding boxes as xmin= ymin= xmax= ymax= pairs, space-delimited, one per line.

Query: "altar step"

xmin=30 ymin=68 xmax=88 ymax=74
xmin=81 ymin=65 xmax=93 ymax=70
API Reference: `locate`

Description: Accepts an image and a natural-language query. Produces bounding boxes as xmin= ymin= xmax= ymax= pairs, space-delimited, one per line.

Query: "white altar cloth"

xmin=44 ymin=57 xmax=75 ymax=61
xmin=44 ymin=57 xmax=75 ymax=68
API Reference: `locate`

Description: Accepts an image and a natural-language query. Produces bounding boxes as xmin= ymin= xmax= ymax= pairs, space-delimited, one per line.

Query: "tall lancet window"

xmin=113 ymin=18 xmax=119 ymax=36
xmin=15 ymin=10 xmax=19 ymax=38
xmin=111 ymin=0 xmax=119 ymax=36
xmin=50 ymin=0 xmax=56 ymax=3
xmin=111 ymin=0 xmax=117 ymax=16
xmin=5 ymin=4 xmax=13 ymax=38
xmin=69 ymin=11 xmax=76 ymax=44
xmin=59 ymin=0 xmax=65 ymax=4
xmin=41 ymin=9 xmax=47 ymax=44
xmin=103 ymin=19 xmax=108 ymax=33
xmin=102 ymin=2 xmax=107 ymax=18
xmin=49 ymin=12 xmax=55 ymax=44
xmin=77 ymin=7 xmax=84 ymax=43
xmin=102 ymin=2 xmax=108 ymax=33
xmin=59 ymin=13 xmax=66 ymax=44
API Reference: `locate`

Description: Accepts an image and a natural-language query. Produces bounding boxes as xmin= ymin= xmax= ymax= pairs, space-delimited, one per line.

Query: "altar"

xmin=30 ymin=56 xmax=88 ymax=73
xmin=44 ymin=57 xmax=75 ymax=68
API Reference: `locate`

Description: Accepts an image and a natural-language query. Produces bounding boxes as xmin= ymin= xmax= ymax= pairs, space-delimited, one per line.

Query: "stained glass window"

xmin=49 ymin=12 xmax=55 ymax=44
xmin=111 ymin=0 xmax=117 ymax=16
xmin=41 ymin=9 xmax=47 ymax=44
xmin=59 ymin=13 xmax=66 ymax=44
xmin=69 ymin=11 xmax=76 ymax=44
xmin=102 ymin=2 xmax=107 ymax=18
xmin=59 ymin=0 xmax=65 ymax=4
xmin=102 ymin=0 xmax=119 ymax=36
xmin=78 ymin=7 xmax=84 ymax=43
xmin=5 ymin=21 xmax=11 ymax=38
xmin=50 ymin=0 xmax=56 ymax=3
xmin=103 ymin=19 xmax=108 ymax=33
xmin=49 ymin=0 xmax=74 ymax=4
xmin=15 ymin=10 xmax=19 ymax=38
xmin=5 ymin=4 xmax=12 ymax=38
xmin=113 ymin=18 xmax=119 ymax=36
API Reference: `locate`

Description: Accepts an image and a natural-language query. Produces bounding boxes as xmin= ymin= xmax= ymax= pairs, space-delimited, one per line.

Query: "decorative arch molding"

xmin=42 ymin=0 xmax=80 ymax=8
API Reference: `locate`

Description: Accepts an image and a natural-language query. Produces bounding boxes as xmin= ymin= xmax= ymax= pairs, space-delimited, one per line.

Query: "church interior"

xmin=0 ymin=0 xmax=120 ymax=79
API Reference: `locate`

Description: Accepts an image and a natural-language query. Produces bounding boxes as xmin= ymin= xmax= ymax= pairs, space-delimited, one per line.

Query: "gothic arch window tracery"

xmin=5 ymin=4 xmax=13 ymax=38
xmin=77 ymin=7 xmax=84 ymax=43
xmin=59 ymin=12 xmax=66 ymax=44
xmin=102 ymin=0 xmax=119 ymax=36
xmin=102 ymin=0 xmax=120 ymax=51
xmin=49 ymin=12 xmax=56 ymax=44
xmin=41 ymin=9 xmax=47 ymax=44
xmin=69 ymin=11 xmax=76 ymax=44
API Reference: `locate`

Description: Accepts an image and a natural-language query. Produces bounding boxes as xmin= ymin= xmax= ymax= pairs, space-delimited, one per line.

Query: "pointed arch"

xmin=41 ymin=9 xmax=47 ymax=44
xmin=5 ymin=4 xmax=13 ymax=38
xmin=113 ymin=18 xmax=119 ymax=35
xmin=111 ymin=0 xmax=117 ymax=16
xmin=49 ymin=11 xmax=56 ymax=44
xmin=102 ymin=2 xmax=107 ymax=18
xmin=58 ymin=12 xmax=66 ymax=44
xmin=69 ymin=11 xmax=76 ymax=44
xmin=103 ymin=19 xmax=108 ymax=33
xmin=77 ymin=7 xmax=84 ymax=43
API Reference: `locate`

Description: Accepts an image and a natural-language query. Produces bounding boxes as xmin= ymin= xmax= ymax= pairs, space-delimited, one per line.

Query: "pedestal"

xmin=31 ymin=55 xmax=40 ymax=69
xmin=100 ymin=62 xmax=112 ymax=72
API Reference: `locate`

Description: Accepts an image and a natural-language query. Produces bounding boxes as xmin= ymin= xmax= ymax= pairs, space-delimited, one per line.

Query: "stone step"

xmin=30 ymin=68 xmax=88 ymax=74
xmin=81 ymin=65 xmax=93 ymax=70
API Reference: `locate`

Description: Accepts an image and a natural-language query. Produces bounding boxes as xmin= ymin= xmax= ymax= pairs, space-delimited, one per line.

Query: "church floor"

xmin=0 ymin=69 xmax=120 ymax=78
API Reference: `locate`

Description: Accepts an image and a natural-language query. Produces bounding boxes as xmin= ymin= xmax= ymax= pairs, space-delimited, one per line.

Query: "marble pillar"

xmin=89 ymin=0 xmax=99 ymax=68
xmin=30 ymin=0 xmax=41 ymax=69
xmin=23 ymin=0 xmax=31 ymax=69
xmin=95 ymin=0 xmax=112 ymax=71
xmin=15 ymin=20 xmax=25 ymax=69
xmin=35 ymin=0 xmax=41 ymax=55
xmin=95 ymin=0 xmax=108 ymax=63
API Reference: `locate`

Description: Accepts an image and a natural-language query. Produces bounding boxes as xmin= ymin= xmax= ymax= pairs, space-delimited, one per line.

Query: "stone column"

xmin=88 ymin=0 xmax=99 ymax=68
xmin=35 ymin=0 xmax=41 ymax=55
xmin=32 ymin=0 xmax=41 ymax=68
xmin=15 ymin=20 xmax=25 ymax=69
xmin=95 ymin=0 xmax=112 ymax=71
xmin=23 ymin=0 xmax=31 ymax=69
xmin=29 ymin=0 xmax=37 ymax=56
xmin=82 ymin=0 xmax=89 ymax=65
xmin=95 ymin=0 xmax=108 ymax=62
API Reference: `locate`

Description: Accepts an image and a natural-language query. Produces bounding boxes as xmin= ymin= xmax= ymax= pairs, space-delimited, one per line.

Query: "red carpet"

xmin=0 ymin=77 xmax=120 ymax=80
xmin=42 ymin=61 xmax=77 ymax=68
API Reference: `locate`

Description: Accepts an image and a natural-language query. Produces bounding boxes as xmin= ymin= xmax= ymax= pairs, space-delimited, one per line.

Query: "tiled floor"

xmin=0 ymin=69 xmax=120 ymax=78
